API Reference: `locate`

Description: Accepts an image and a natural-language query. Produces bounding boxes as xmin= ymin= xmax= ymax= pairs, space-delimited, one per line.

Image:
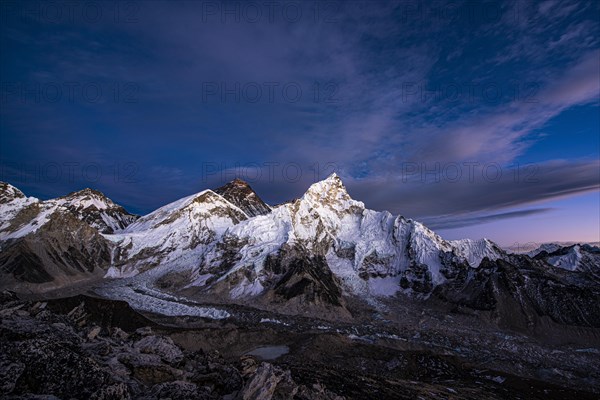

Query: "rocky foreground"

xmin=0 ymin=292 xmax=341 ymax=400
xmin=1 ymin=291 xmax=599 ymax=400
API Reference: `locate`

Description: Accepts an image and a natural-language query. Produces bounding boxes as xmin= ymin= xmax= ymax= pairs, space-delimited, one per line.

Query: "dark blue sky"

xmin=1 ymin=0 xmax=599 ymax=245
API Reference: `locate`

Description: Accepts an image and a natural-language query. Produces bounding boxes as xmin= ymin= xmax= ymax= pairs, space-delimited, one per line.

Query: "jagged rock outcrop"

xmin=0 ymin=183 xmax=137 ymax=238
xmin=214 ymin=178 xmax=272 ymax=217
xmin=533 ymin=244 xmax=600 ymax=279
xmin=0 ymin=182 xmax=27 ymax=204
xmin=272 ymin=254 xmax=343 ymax=307
xmin=2 ymin=177 xmax=598 ymax=332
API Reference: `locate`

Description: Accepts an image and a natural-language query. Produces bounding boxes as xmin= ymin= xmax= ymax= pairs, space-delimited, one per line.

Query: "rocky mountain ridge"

xmin=1 ymin=177 xmax=598 ymax=330
xmin=0 ymin=183 xmax=138 ymax=291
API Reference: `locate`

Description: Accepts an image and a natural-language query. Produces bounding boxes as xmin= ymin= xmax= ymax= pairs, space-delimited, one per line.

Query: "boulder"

xmin=134 ymin=335 xmax=184 ymax=365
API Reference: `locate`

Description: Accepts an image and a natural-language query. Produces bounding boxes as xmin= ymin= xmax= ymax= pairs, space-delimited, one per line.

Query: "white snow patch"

xmin=260 ymin=318 xmax=290 ymax=326
xmin=547 ymin=245 xmax=582 ymax=271
xmin=1 ymin=203 xmax=57 ymax=240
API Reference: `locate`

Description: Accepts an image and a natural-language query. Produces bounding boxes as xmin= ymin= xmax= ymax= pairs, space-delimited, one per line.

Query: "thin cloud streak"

xmin=422 ymin=208 xmax=555 ymax=230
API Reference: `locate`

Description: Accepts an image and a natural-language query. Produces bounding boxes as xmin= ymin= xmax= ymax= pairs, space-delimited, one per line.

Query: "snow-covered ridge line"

xmin=123 ymin=189 xmax=249 ymax=233
xmin=103 ymin=189 xmax=254 ymax=279
xmin=1 ymin=175 xmax=507 ymax=302
xmin=0 ymin=182 xmax=138 ymax=239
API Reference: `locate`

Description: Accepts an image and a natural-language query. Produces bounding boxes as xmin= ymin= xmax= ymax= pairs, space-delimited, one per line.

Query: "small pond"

xmin=244 ymin=345 xmax=290 ymax=360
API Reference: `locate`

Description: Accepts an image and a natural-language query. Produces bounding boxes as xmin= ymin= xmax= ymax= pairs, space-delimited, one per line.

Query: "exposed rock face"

xmin=1 ymin=177 xmax=599 ymax=335
xmin=214 ymin=178 xmax=272 ymax=217
xmin=0 ymin=300 xmax=118 ymax=399
xmin=0 ymin=183 xmax=40 ymax=237
xmin=0 ymin=182 xmax=27 ymax=204
xmin=146 ymin=380 xmax=212 ymax=400
xmin=240 ymin=362 xmax=298 ymax=400
xmin=0 ymin=183 xmax=137 ymax=238
xmin=0 ymin=176 xmax=505 ymax=302
xmin=0 ymin=209 xmax=112 ymax=289
xmin=257 ymin=245 xmax=349 ymax=318
xmin=273 ymin=254 xmax=343 ymax=307
xmin=433 ymin=255 xmax=600 ymax=330
xmin=0 ymin=183 xmax=137 ymax=290
xmin=133 ymin=335 xmax=184 ymax=364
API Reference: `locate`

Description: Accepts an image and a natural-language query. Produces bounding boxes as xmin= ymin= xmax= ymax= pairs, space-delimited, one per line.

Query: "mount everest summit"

xmin=0 ymin=175 xmax=598 ymax=329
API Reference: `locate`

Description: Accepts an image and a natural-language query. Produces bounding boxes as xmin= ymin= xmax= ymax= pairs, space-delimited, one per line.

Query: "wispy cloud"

xmin=1 ymin=0 xmax=598 ymax=229
xmin=345 ymin=159 xmax=600 ymax=218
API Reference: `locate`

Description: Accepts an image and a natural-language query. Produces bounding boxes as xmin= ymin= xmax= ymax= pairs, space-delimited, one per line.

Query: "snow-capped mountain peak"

xmin=300 ymin=173 xmax=365 ymax=216
xmin=304 ymin=173 xmax=349 ymax=201
xmin=527 ymin=243 xmax=563 ymax=257
xmin=0 ymin=182 xmax=137 ymax=242
xmin=180 ymin=173 xmax=505 ymax=302
xmin=57 ymin=188 xmax=118 ymax=210
xmin=0 ymin=183 xmax=43 ymax=240
xmin=105 ymin=189 xmax=251 ymax=278
xmin=51 ymin=188 xmax=138 ymax=233
xmin=123 ymin=189 xmax=247 ymax=233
